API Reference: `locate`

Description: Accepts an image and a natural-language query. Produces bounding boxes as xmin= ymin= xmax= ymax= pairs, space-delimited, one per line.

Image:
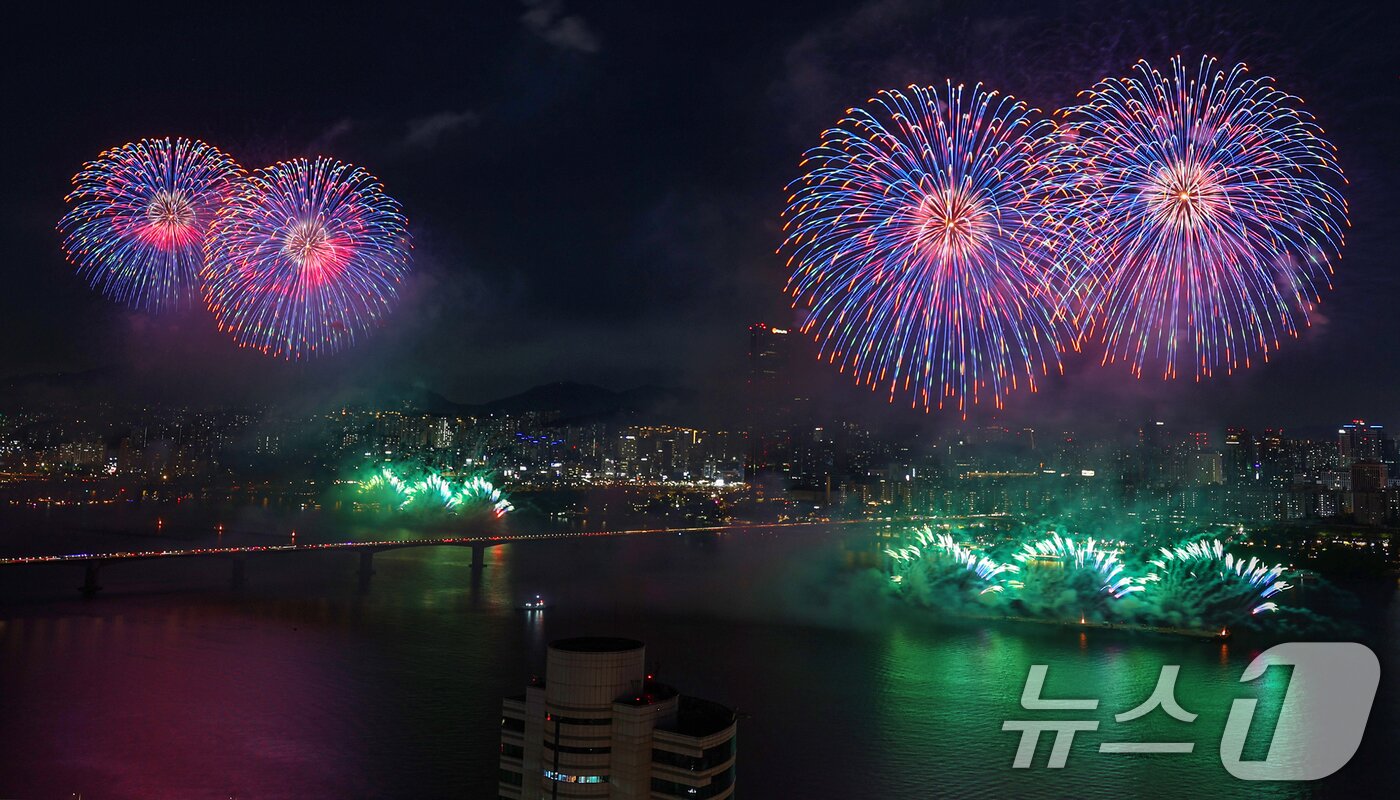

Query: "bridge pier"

xmin=357 ymin=550 xmax=376 ymax=591
xmin=230 ymin=556 xmax=246 ymax=590
xmin=79 ymin=562 xmax=102 ymax=598
xmin=471 ymin=543 xmax=486 ymax=571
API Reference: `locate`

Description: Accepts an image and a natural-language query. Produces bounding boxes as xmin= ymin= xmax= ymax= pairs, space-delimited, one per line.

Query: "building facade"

xmin=500 ymin=637 xmax=737 ymax=799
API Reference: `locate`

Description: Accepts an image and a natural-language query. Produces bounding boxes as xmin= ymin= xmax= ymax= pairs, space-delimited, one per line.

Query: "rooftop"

xmin=551 ymin=636 xmax=645 ymax=654
xmin=615 ymin=680 xmax=680 ymax=707
xmin=659 ymin=695 xmax=737 ymax=738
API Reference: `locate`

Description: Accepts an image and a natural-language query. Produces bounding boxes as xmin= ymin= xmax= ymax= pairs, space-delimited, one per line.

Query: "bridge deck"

xmin=0 ymin=519 xmax=890 ymax=566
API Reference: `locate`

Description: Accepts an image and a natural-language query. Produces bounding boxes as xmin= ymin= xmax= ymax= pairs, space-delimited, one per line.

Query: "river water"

xmin=1 ymin=522 xmax=1396 ymax=799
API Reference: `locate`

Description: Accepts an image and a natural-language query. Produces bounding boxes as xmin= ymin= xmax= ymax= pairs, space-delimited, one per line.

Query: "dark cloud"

xmin=520 ymin=0 xmax=601 ymax=54
xmin=307 ymin=118 xmax=354 ymax=153
xmin=401 ymin=110 xmax=479 ymax=151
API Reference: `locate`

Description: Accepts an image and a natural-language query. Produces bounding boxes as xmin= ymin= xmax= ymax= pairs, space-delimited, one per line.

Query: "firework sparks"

xmin=356 ymin=463 xmax=513 ymax=518
xmin=202 ymin=157 xmax=412 ymax=359
xmin=1060 ymin=55 xmax=1348 ymax=379
xmin=59 ymin=137 xmax=243 ymax=311
xmin=1144 ymin=537 xmax=1293 ymax=620
xmin=781 ymin=82 xmax=1078 ymax=415
xmin=888 ymin=527 xmax=1019 ymax=596
xmin=1010 ymin=532 xmax=1144 ymax=601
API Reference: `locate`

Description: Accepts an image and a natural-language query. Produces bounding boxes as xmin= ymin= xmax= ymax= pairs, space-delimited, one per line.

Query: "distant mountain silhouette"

xmin=484 ymin=381 xmax=693 ymax=423
xmin=342 ymin=382 xmax=478 ymax=416
xmin=0 ymin=367 xmax=127 ymax=409
xmin=0 ymin=368 xmax=696 ymax=424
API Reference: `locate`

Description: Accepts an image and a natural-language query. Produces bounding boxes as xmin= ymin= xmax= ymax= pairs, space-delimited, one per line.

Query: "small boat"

xmin=518 ymin=595 xmax=551 ymax=611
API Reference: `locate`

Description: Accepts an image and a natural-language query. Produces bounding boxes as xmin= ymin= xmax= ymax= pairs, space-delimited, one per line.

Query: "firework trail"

xmin=1008 ymin=532 xmax=1143 ymax=619
xmin=356 ymin=463 xmax=512 ymax=517
xmin=1142 ymin=538 xmax=1292 ymax=626
xmin=781 ymin=82 xmax=1078 ymax=416
xmin=202 ymin=157 xmax=411 ymax=359
xmin=1060 ymin=55 xmax=1348 ymax=379
xmin=59 ymin=137 xmax=243 ymax=312
xmin=881 ymin=524 xmax=1321 ymax=632
xmin=358 ymin=465 xmax=412 ymax=504
xmin=887 ymin=527 xmax=1019 ymax=602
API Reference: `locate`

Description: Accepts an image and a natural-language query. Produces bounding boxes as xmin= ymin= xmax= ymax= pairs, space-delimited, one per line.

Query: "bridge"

xmin=0 ymin=518 xmax=894 ymax=597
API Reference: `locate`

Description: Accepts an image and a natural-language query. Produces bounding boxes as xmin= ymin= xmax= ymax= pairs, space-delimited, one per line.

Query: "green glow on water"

xmin=875 ymin=622 xmax=1311 ymax=798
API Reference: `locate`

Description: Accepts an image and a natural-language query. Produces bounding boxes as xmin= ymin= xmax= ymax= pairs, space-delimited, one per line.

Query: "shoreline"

xmin=952 ymin=611 xmax=1229 ymax=640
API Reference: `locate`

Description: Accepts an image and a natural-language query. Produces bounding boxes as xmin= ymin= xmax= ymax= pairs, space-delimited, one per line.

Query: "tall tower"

xmin=1339 ymin=420 xmax=1384 ymax=466
xmin=1222 ymin=427 xmax=1254 ymax=484
xmin=500 ymin=637 xmax=737 ymax=800
xmin=746 ymin=323 xmax=793 ymax=475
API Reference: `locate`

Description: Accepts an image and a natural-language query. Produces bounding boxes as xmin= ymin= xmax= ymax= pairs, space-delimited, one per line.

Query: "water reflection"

xmin=0 ymin=526 xmax=1394 ymax=799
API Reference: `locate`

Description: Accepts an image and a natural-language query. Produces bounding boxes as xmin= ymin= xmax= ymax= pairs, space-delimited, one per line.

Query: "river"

xmin=1 ymin=521 xmax=1396 ymax=798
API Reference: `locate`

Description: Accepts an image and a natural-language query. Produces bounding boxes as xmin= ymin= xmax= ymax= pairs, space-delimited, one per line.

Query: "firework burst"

xmin=59 ymin=137 xmax=243 ymax=311
xmin=1009 ymin=532 xmax=1143 ymax=618
xmin=780 ymin=82 xmax=1077 ymax=415
xmin=880 ymin=523 xmax=1323 ymax=631
xmin=1143 ymin=538 xmax=1292 ymax=624
xmin=202 ymin=157 xmax=411 ymax=359
xmin=1060 ymin=55 xmax=1348 ymax=379
xmin=355 ymin=463 xmax=512 ymax=517
xmin=887 ymin=527 xmax=1019 ymax=599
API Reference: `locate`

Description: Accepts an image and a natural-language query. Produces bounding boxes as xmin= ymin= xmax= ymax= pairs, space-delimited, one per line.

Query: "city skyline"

xmin=4 ymin=316 xmax=1396 ymax=435
xmin=2 ymin=3 xmax=1397 ymax=796
xmin=6 ymin=369 xmax=1396 ymax=531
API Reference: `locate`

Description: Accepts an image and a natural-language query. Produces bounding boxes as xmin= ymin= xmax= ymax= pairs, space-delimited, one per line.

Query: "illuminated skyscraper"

xmin=499 ymin=637 xmax=737 ymax=799
xmin=1223 ymin=427 xmax=1254 ymax=484
xmin=1185 ymin=451 xmax=1223 ymax=486
xmin=1257 ymin=429 xmax=1287 ymax=488
xmin=1339 ymin=420 xmax=1384 ymax=466
xmin=432 ymin=418 xmax=455 ymax=449
xmin=748 ymin=323 xmax=790 ymax=390
xmin=746 ymin=323 xmax=794 ymax=474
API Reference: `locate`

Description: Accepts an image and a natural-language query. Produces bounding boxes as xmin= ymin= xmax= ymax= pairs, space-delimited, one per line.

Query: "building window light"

xmin=543 ymin=770 xmax=608 ymax=784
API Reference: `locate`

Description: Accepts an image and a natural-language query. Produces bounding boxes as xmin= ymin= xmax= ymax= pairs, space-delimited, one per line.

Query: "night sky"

xmin=2 ymin=0 xmax=1396 ymax=430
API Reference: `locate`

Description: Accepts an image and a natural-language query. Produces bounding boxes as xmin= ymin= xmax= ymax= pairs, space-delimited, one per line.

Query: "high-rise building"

xmin=747 ymin=323 xmax=795 ymax=474
xmin=1138 ymin=420 xmax=1171 ymax=486
xmin=499 ymin=637 xmax=737 ymax=800
xmin=748 ymin=323 xmax=790 ymax=390
xmin=1339 ymin=420 xmax=1384 ymax=466
xmin=616 ymin=433 xmax=639 ymax=477
xmin=1185 ymin=451 xmax=1223 ymax=486
xmin=255 ymin=432 xmax=281 ymax=456
xmin=1349 ymin=461 xmax=1389 ymax=526
xmin=1257 ymin=429 xmax=1288 ymax=489
xmin=1222 ymin=427 xmax=1253 ymax=483
xmin=433 ymin=418 xmax=455 ymax=449
xmin=1221 ymin=427 xmax=1259 ymax=520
